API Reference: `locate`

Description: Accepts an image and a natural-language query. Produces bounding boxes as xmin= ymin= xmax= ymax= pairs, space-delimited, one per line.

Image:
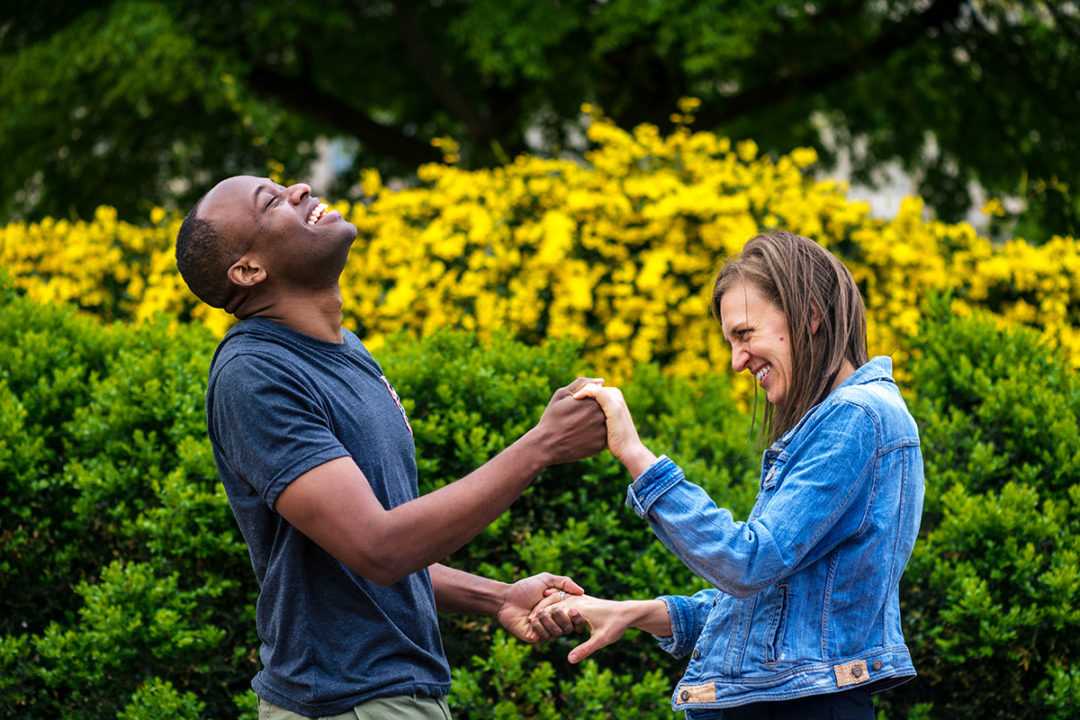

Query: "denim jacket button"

xmin=680 ymin=690 xmax=690 ymax=702
xmin=872 ymin=659 xmax=883 ymax=671
xmin=693 ymin=649 xmax=701 ymax=660
xmin=852 ymin=665 xmax=863 ymax=678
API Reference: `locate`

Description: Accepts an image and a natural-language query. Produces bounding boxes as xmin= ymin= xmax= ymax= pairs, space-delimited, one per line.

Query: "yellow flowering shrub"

xmin=2 ymin=112 xmax=1078 ymax=380
xmin=339 ymin=114 xmax=1080 ymax=378
xmin=0 ymin=207 xmax=235 ymax=337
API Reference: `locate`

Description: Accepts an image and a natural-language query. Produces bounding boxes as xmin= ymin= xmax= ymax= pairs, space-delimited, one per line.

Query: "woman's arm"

xmin=578 ymin=383 xmax=882 ymax=596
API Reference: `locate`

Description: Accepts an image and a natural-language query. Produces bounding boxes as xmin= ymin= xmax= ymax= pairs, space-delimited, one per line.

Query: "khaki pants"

xmin=258 ymin=694 xmax=452 ymax=720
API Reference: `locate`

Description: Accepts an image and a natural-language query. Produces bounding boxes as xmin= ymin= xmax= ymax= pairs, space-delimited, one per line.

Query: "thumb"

xmin=566 ymin=377 xmax=605 ymax=394
xmin=551 ymin=575 xmax=585 ymax=595
xmin=567 ymin=634 xmax=608 ymax=664
xmin=575 ymin=385 xmax=626 ymax=417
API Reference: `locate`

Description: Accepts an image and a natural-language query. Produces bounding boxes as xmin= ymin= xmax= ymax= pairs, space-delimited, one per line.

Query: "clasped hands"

xmin=495 ymin=381 xmax=662 ymax=662
xmin=527 ymin=587 xmax=637 ymax=664
xmin=535 ymin=377 xmax=656 ymax=477
xmin=494 ymin=573 xmax=632 ymax=665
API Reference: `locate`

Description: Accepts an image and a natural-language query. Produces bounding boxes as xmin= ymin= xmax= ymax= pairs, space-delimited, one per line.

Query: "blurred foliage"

xmin=0 ymin=274 xmax=253 ymax=717
xmin=2 ymin=1 xmax=1077 ymax=234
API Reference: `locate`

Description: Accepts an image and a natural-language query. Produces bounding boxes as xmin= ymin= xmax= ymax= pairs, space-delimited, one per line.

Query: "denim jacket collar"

xmin=767 ymin=356 xmax=895 ymax=462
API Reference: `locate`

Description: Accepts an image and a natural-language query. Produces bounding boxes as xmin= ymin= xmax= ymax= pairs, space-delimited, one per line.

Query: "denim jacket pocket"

xmin=759 ymin=444 xmax=789 ymax=492
xmin=765 ymin=583 xmax=789 ymax=665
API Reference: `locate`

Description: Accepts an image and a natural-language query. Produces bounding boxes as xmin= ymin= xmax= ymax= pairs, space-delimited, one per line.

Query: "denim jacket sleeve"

xmin=655 ymin=589 xmax=719 ymax=658
xmin=627 ymin=400 xmax=879 ymax=598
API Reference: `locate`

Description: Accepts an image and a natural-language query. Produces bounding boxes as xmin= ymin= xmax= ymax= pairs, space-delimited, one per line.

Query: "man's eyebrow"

xmin=252 ymin=184 xmax=267 ymax=211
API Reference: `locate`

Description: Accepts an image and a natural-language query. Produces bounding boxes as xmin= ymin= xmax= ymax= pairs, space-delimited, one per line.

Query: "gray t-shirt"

xmin=206 ymin=318 xmax=450 ymax=716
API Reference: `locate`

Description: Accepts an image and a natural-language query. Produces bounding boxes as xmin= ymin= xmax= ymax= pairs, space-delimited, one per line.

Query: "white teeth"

xmin=755 ymin=365 xmax=771 ymax=382
xmin=307 ymin=202 xmax=329 ymax=225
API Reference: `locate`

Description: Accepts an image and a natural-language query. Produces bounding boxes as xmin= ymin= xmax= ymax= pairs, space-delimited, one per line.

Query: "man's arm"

xmin=429 ymin=563 xmax=583 ymax=642
xmin=274 ymin=379 xmax=607 ymax=585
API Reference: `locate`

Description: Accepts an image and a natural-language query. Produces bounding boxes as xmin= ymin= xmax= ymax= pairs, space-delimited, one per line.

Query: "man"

xmin=175 ymin=176 xmax=603 ymax=719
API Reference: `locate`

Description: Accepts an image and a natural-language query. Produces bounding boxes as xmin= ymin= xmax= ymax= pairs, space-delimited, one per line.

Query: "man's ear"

xmin=227 ymin=254 xmax=267 ymax=289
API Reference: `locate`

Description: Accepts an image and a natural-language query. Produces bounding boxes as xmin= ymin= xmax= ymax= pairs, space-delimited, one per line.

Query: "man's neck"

xmin=240 ymin=288 xmax=346 ymax=343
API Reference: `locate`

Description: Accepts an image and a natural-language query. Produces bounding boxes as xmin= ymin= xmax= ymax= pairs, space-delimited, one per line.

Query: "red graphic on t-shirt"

xmin=379 ymin=375 xmax=413 ymax=436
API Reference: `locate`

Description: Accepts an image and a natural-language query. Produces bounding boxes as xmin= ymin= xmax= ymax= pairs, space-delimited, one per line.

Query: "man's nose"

xmin=286 ymin=183 xmax=312 ymax=204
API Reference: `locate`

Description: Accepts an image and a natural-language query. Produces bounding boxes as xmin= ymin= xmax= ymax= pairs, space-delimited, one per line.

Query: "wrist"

xmin=481 ymin=579 xmax=513 ymax=619
xmin=626 ymin=598 xmax=672 ymax=636
xmin=518 ymin=425 xmax=557 ymax=472
xmin=620 ymin=443 xmax=657 ymax=480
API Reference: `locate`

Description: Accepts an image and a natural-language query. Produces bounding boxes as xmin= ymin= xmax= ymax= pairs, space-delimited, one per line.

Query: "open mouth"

xmin=307 ymin=202 xmax=329 ymax=225
xmin=755 ymin=365 xmax=771 ymax=383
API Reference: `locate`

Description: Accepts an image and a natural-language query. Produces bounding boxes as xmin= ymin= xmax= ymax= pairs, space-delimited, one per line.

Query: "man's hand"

xmin=496 ymin=572 xmax=586 ymax=643
xmin=530 ymin=377 xmax=608 ymax=466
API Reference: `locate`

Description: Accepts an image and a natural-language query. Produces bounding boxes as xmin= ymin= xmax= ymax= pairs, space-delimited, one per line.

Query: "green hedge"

xmin=2 ymin=277 xmax=1080 ymax=719
xmin=883 ymin=298 xmax=1080 ymax=720
xmin=0 ymin=276 xmax=252 ymax=719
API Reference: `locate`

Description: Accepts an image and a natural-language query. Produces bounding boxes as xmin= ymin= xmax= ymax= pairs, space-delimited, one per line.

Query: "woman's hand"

xmin=573 ymin=383 xmax=657 ymax=478
xmin=528 ymin=590 xmax=673 ymax=664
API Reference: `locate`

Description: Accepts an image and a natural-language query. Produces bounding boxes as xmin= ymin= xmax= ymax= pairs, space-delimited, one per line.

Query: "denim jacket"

xmin=626 ymin=357 xmax=924 ymax=714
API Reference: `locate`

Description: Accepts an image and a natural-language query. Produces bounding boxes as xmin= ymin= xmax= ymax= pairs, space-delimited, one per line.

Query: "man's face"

xmin=199 ymin=175 xmax=357 ymax=286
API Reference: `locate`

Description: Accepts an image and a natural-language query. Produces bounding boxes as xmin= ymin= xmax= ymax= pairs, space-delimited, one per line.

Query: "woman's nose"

xmin=730 ymin=345 xmax=750 ymax=372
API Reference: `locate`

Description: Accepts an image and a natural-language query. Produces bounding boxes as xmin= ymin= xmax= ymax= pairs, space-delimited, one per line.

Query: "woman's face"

xmin=719 ymin=280 xmax=794 ymax=407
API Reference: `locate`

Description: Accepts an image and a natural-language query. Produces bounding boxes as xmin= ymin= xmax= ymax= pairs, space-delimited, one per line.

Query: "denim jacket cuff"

xmin=652 ymin=595 xmax=694 ymax=658
xmin=625 ymin=455 xmax=683 ymax=518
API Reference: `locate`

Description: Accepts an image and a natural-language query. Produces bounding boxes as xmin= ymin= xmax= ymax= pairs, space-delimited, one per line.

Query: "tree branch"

xmin=390 ymin=0 xmax=488 ymax=141
xmin=693 ymin=0 xmax=967 ymax=127
xmin=248 ymin=66 xmax=441 ymax=167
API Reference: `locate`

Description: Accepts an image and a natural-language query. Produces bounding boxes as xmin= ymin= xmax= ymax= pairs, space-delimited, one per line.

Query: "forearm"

xmin=618 ymin=443 xmax=659 ymax=480
xmin=429 ymin=563 xmax=508 ymax=617
xmin=277 ymin=385 xmax=605 ymax=586
xmin=617 ymin=598 xmax=672 ymax=637
xmin=373 ymin=429 xmax=551 ymax=578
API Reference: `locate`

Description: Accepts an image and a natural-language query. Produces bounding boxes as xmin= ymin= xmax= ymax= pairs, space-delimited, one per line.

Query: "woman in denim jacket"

xmin=534 ymin=230 xmax=924 ymax=719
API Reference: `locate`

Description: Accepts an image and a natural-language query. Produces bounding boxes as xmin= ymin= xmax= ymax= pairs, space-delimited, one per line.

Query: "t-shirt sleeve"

xmin=208 ymin=353 xmax=351 ymax=509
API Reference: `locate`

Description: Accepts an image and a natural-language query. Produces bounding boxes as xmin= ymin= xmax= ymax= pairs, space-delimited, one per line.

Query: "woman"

xmin=533 ymin=230 xmax=924 ymax=719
